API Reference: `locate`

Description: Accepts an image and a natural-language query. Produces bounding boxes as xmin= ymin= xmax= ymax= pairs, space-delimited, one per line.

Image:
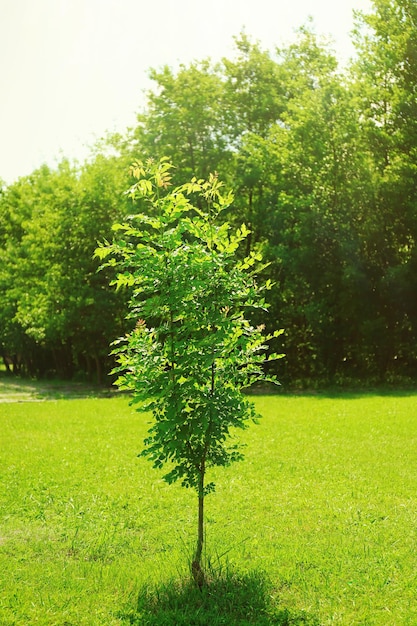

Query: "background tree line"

xmin=1 ymin=0 xmax=416 ymax=387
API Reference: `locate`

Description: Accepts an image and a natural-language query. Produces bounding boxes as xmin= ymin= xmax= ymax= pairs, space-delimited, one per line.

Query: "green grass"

xmin=1 ymin=391 xmax=416 ymax=625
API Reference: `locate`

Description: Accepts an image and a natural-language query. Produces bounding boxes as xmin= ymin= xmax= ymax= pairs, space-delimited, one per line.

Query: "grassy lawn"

xmin=1 ymin=391 xmax=416 ymax=625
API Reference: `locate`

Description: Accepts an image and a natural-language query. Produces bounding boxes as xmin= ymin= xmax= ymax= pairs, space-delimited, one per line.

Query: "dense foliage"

xmin=1 ymin=0 xmax=416 ymax=386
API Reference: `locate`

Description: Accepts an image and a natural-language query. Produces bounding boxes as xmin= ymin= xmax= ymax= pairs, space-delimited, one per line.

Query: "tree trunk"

xmin=2 ymin=353 xmax=12 ymax=375
xmin=192 ymin=463 xmax=206 ymax=588
xmin=94 ymin=353 xmax=102 ymax=385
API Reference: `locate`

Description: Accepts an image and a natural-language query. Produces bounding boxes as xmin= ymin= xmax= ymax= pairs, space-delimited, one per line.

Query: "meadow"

xmin=0 ymin=389 xmax=416 ymax=625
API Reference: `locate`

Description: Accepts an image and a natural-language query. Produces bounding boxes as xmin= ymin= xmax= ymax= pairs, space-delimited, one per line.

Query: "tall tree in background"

xmin=66 ymin=154 xmax=132 ymax=382
xmin=0 ymin=156 xmax=131 ymax=380
xmin=0 ymin=174 xmax=37 ymax=372
xmin=254 ymin=28 xmax=367 ymax=381
xmin=351 ymin=0 xmax=417 ymax=377
xmin=222 ymin=34 xmax=287 ymax=252
xmin=130 ymin=61 xmax=229 ymax=183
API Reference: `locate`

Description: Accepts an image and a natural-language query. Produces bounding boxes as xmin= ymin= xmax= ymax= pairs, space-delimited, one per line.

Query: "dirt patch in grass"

xmin=0 ymin=376 xmax=118 ymax=402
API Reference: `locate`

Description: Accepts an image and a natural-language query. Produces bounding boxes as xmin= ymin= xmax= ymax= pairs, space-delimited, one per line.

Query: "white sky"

xmin=0 ymin=0 xmax=372 ymax=185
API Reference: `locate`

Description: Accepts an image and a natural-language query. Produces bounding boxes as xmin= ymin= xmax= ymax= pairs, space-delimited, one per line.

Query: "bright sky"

xmin=0 ymin=0 xmax=372 ymax=185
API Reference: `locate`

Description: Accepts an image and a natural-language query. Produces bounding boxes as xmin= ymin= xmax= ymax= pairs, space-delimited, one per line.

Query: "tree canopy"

xmin=1 ymin=0 xmax=416 ymax=387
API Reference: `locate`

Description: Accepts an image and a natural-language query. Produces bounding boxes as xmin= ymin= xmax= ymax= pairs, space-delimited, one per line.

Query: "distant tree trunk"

xmin=84 ymin=354 xmax=93 ymax=381
xmin=94 ymin=354 xmax=102 ymax=385
xmin=10 ymin=353 xmax=22 ymax=375
xmin=1 ymin=352 xmax=12 ymax=374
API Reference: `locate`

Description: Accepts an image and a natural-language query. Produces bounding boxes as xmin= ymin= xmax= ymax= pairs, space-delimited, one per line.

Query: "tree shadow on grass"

xmin=120 ymin=569 xmax=319 ymax=626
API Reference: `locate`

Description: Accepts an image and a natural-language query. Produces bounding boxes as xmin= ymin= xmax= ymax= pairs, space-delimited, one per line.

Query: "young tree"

xmin=95 ymin=158 xmax=282 ymax=584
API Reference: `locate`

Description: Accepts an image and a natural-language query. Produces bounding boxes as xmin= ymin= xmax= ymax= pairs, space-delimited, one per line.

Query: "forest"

xmin=0 ymin=0 xmax=416 ymax=388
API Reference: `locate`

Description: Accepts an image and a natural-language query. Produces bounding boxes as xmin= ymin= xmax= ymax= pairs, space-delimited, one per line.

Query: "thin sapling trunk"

xmin=192 ymin=460 xmax=206 ymax=588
